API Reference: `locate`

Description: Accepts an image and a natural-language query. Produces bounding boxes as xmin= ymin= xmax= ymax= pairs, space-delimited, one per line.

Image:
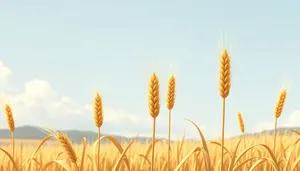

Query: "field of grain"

xmin=0 ymin=49 xmax=299 ymax=171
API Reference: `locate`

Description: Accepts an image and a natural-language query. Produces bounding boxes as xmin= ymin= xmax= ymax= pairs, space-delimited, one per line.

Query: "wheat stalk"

xmin=94 ymin=92 xmax=103 ymax=171
xmin=273 ymin=89 xmax=287 ymax=153
xmin=236 ymin=112 xmax=246 ymax=149
xmin=167 ymin=75 xmax=176 ymax=171
xmin=219 ymin=49 xmax=231 ymax=171
xmin=148 ymin=72 xmax=160 ymax=171
xmin=4 ymin=104 xmax=15 ymax=171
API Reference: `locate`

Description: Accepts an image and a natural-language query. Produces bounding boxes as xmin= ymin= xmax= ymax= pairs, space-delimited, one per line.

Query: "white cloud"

xmin=280 ymin=110 xmax=300 ymax=127
xmin=0 ymin=60 xmax=210 ymax=140
xmin=0 ymin=60 xmax=12 ymax=88
xmin=0 ymin=78 xmax=86 ymax=128
xmin=0 ymin=60 xmax=12 ymax=81
xmin=254 ymin=121 xmax=274 ymax=132
xmin=84 ymin=104 xmax=148 ymax=125
xmin=0 ymin=61 xmax=160 ymax=138
xmin=255 ymin=110 xmax=300 ymax=132
xmin=0 ymin=61 xmax=87 ymax=129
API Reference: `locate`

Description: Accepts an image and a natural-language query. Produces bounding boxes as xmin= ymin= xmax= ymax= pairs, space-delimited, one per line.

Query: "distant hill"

xmin=0 ymin=126 xmax=298 ymax=144
xmin=246 ymin=127 xmax=300 ymax=136
xmin=0 ymin=126 xmax=154 ymax=144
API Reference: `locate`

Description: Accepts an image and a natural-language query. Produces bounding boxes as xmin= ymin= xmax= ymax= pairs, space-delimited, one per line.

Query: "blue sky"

xmin=0 ymin=0 xmax=299 ymax=140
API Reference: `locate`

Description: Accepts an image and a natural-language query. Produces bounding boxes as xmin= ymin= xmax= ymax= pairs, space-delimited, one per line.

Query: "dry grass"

xmin=0 ymin=135 xmax=299 ymax=170
xmin=0 ymin=48 xmax=299 ymax=171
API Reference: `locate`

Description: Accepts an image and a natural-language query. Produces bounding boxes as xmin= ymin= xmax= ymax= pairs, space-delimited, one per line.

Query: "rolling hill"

xmin=0 ymin=126 xmax=298 ymax=144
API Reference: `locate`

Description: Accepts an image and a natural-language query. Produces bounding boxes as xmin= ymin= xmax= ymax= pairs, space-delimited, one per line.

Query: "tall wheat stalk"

xmin=148 ymin=73 xmax=160 ymax=171
xmin=273 ymin=89 xmax=287 ymax=153
xmin=4 ymin=104 xmax=15 ymax=171
xmin=166 ymin=75 xmax=176 ymax=171
xmin=219 ymin=49 xmax=231 ymax=171
xmin=94 ymin=93 xmax=103 ymax=171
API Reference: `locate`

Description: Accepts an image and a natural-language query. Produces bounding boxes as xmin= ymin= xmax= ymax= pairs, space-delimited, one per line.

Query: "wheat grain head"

xmin=167 ymin=75 xmax=176 ymax=110
xmin=274 ymin=89 xmax=287 ymax=118
xmin=219 ymin=49 xmax=231 ymax=99
xmin=236 ymin=112 xmax=245 ymax=133
xmin=55 ymin=132 xmax=77 ymax=164
xmin=94 ymin=93 xmax=103 ymax=128
xmin=4 ymin=104 xmax=15 ymax=132
xmin=149 ymin=73 xmax=160 ymax=118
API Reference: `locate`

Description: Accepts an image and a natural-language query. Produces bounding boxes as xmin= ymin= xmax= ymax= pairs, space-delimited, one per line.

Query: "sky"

xmin=0 ymin=0 xmax=300 ymax=140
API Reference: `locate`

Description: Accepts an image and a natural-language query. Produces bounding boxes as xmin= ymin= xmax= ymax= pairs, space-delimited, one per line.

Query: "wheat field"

xmin=0 ymin=49 xmax=299 ymax=171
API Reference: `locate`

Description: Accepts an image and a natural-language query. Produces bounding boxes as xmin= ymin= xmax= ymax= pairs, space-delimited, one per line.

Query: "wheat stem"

xmin=273 ymin=118 xmax=278 ymax=153
xmin=221 ymin=98 xmax=226 ymax=171
xmin=97 ymin=127 xmax=101 ymax=171
xmin=168 ymin=109 xmax=171 ymax=171
xmin=12 ymin=131 xmax=15 ymax=171
xmin=151 ymin=118 xmax=156 ymax=171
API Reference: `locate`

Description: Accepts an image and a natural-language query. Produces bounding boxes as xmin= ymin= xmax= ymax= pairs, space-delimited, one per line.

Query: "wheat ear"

xmin=94 ymin=92 xmax=103 ymax=171
xmin=237 ymin=112 xmax=244 ymax=134
xmin=273 ymin=89 xmax=287 ymax=153
xmin=167 ymin=75 xmax=176 ymax=171
xmin=4 ymin=104 xmax=15 ymax=171
xmin=148 ymin=73 xmax=160 ymax=171
xmin=236 ymin=112 xmax=246 ymax=148
xmin=219 ymin=49 xmax=231 ymax=171
xmin=55 ymin=132 xmax=79 ymax=171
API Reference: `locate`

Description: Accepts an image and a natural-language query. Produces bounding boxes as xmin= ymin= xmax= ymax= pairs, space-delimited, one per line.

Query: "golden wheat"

xmin=237 ymin=112 xmax=245 ymax=134
xmin=273 ymin=89 xmax=287 ymax=153
xmin=167 ymin=75 xmax=176 ymax=171
xmin=55 ymin=132 xmax=79 ymax=170
xmin=167 ymin=75 xmax=176 ymax=110
xmin=93 ymin=92 xmax=103 ymax=171
xmin=0 ymin=46 xmax=300 ymax=171
xmin=219 ymin=49 xmax=231 ymax=171
xmin=219 ymin=49 xmax=231 ymax=99
xmin=3 ymin=104 xmax=15 ymax=171
xmin=148 ymin=72 xmax=160 ymax=171
xmin=149 ymin=73 xmax=160 ymax=119
xmin=237 ymin=112 xmax=246 ymax=151
xmin=274 ymin=89 xmax=287 ymax=119
xmin=94 ymin=93 xmax=103 ymax=128
xmin=4 ymin=104 xmax=15 ymax=132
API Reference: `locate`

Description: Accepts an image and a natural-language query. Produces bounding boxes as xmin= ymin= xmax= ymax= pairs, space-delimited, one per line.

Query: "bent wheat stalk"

xmin=219 ymin=49 xmax=231 ymax=171
xmin=55 ymin=132 xmax=79 ymax=171
xmin=148 ymin=73 xmax=160 ymax=171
